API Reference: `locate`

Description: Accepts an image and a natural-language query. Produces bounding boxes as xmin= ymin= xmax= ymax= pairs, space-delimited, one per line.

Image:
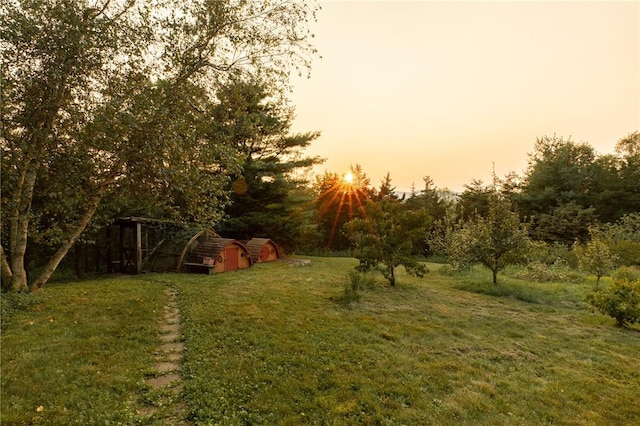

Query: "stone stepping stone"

xmin=159 ymin=332 xmax=181 ymax=343
xmin=154 ymin=362 xmax=179 ymax=374
xmin=146 ymin=373 xmax=181 ymax=389
xmin=158 ymin=341 xmax=185 ymax=353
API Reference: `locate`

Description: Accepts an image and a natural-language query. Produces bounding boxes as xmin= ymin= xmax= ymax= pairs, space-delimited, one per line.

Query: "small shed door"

xmin=225 ymin=247 xmax=239 ymax=271
xmin=259 ymin=245 xmax=270 ymax=262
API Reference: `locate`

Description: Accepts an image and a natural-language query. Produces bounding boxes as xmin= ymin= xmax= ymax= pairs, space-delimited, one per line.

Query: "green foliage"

xmin=214 ymin=79 xmax=321 ymax=250
xmin=341 ymin=271 xmax=377 ymax=305
xmin=448 ymin=192 xmax=531 ymax=284
xmin=510 ymin=261 xmax=584 ymax=283
xmin=1 ymin=0 xmax=320 ymax=290
xmin=611 ymin=266 xmax=640 ymax=283
xmin=601 ymin=212 xmax=640 ymax=266
xmin=587 ymin=279 xmax=640 ymax=327
xmin=404 ymin=176 xmax=450 ymax=256
xmin=346 ymin=198 xmax=428 ymax=286
xmin=573 ymin=230 xmax=618 ymax=288
xmin=526 ymin=240 xmax=578 ymax=267
xmin=516 ymin=134 xmax=640 ymax=245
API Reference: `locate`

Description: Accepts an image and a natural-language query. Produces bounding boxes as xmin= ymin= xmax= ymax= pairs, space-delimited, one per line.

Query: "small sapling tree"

xmin=448 ymin=191 xmax=530 ymax=284
xmin=573 ymin=228 xmax=618 ymax=289
xmin=345 ymin=198 xmax=427 ymax=286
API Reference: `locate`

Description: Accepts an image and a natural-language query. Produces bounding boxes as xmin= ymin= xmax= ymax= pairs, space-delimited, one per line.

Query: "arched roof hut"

xmin=183 ymin=238 xmax=253 ymax=274
xmin=245 ymin=238 xmax=280 ymax=263
xmin=148 ymin=229 xmax=220 ymax=273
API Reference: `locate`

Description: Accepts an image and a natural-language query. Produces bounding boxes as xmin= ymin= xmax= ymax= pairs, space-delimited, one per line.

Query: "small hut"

xmin=245 ymin=238 xmax=280 ymax=263
xmin=148 ymin=228 xmax=220 ymax=273
xmin=182 ymin=238 xmax=253 ymax=274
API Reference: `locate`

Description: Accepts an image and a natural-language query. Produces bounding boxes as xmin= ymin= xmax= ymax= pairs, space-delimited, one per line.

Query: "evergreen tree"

xmin=212 ymin=79 xmax=321 ymax=251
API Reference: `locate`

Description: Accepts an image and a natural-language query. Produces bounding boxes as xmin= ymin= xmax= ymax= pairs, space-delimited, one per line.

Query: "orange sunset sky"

xmin=289 ymin=0 xmax=639 ymax=192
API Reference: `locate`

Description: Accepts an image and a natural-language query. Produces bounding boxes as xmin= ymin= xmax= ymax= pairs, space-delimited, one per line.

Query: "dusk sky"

xmin=289 ymin=0 xmax=639 ymax=192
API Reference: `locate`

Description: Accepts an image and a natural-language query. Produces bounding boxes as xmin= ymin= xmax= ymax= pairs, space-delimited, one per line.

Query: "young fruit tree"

xmin=449 ymin=192 xmax=530 ymax=284
xmin=573 ymin=229 xmax=618 ymax=289
xmin=345 ymin=198 xmax=427 ymax=287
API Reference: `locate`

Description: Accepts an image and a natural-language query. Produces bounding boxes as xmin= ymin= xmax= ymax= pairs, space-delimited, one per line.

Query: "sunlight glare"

xmin=344 ymin=172 xmax=354 ymax=184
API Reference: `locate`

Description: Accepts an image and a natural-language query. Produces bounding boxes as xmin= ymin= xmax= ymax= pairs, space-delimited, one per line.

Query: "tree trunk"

xmin=390 ymin=266 xmax=396 ymax=286
xmin=1 ymin=246 xmax=13 ymax=292
xmin=492 ymin=268 xmax=498 ymax=284
xmin=30 ymin=176 xmax=116 ymax=291
xmin=7 ymin=77 xmax=70 ymax=291
xmin=8 ymin=157 xmax=41 ymax=292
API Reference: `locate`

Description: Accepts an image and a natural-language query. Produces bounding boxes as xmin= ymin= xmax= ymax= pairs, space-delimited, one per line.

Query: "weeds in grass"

xmin=1 ymin=291 xmax=47 ymax=327
xmin=339 ymin=270 xmax=378 ymax=305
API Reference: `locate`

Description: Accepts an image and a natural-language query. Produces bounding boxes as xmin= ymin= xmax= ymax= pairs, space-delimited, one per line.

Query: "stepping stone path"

xmin=138 ymin=287 xmax=188 ymax=423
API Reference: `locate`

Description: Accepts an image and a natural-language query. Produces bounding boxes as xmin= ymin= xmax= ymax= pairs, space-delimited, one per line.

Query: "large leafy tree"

xmin=1 ymin=0 xmax=319 ymax=291
xmin=614 ymin=132 xmax=640 ymax=217
xmin=212 ymin=79 xmax=322 ymax=250
xmin=515 ymin=133 xmax=640 ymax=244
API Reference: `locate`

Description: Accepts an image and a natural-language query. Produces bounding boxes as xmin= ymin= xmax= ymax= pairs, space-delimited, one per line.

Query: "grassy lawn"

xmin=2 ymin=257 xmax=639 ymax=425
xmin=1 ymin=277 xmax=166 ymax=424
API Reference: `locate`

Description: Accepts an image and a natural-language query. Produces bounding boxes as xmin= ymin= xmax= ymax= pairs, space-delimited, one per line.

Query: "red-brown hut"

xmin=245 ymin=238 xmax=280 ymax=263
xmin=182 ymin=238 xmax=253 ymax=274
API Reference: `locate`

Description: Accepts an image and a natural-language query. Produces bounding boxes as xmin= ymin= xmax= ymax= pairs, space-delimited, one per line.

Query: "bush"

xmin=510 ymin=261 xmax=583 ymax=283
xmin=611 ymin=266 xmax=640 ymax=283
xmin=527 ymin=241 xmax=577 ymax=268
xmin=586 ymin=279 xmax=640 ymax=327
xmin=610 ymin=240 xmax=640 ymax=266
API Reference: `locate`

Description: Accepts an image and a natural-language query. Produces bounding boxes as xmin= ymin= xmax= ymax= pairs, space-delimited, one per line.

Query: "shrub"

xmin=611 ymin=266 xmax=640 ymax=283
xmin=586 ymin=279 xmax=640 ymax=327
xmin=510 ymin=261 xmax=583 ymax=283
xmin=609 ymin=240 xmax=640 ymax=266
xmin=526 ymin=241 xmax=577 ymax=268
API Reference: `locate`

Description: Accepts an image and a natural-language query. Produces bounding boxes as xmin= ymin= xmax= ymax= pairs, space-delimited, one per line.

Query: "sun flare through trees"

xmin=313 ymin=165 xmax=373 ymax=250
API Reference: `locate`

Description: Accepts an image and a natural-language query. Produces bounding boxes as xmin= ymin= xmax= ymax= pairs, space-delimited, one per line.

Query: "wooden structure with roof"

xmin=146 ymin=228 xmax=220 ymax=273
xmin=245 ymin=238 xmax=280 ymax=263
xmin=182 ymin=238 xmax=253 ymax=274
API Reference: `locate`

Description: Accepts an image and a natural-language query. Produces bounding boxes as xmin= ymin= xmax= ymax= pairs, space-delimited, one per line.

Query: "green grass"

xmin=2 ymin=257 xmax=640 ymax=425
xmin=1 ymin=277 xmax=166 ymax=425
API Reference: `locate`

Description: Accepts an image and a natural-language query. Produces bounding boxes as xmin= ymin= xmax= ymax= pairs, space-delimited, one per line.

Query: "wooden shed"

xmin=245 ymin=238 xmax=280 ymax=263
xmin=182 ymin=238 xmax=253 ymax=274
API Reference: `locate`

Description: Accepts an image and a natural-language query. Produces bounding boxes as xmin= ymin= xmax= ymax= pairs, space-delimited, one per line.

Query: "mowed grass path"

xmin=2 ymin=256 xmax=640 ymax=425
